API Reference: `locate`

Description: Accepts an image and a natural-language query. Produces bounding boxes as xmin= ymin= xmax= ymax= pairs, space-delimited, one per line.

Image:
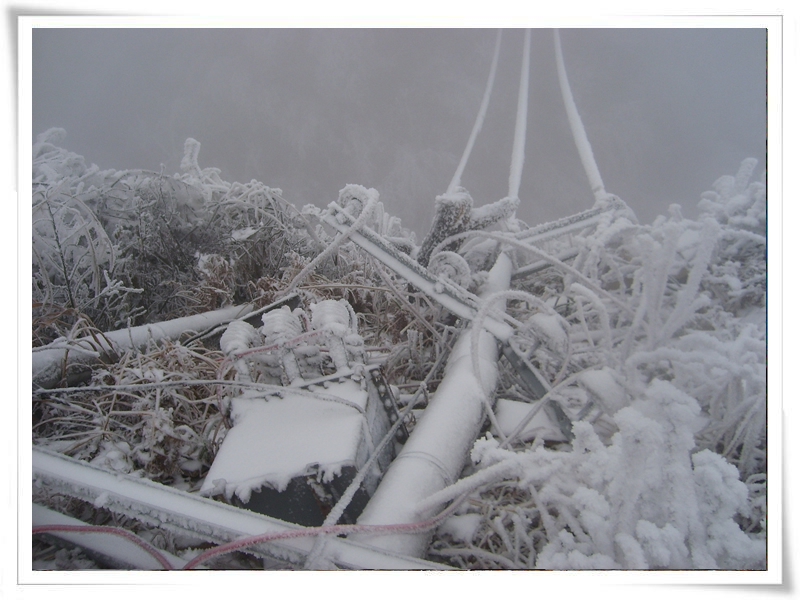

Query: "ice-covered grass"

xmin=32 ymin=129 xmax=313 ymax=340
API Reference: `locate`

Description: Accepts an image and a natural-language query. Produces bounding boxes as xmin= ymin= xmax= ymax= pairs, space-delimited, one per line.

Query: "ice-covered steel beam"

xmin=515 ymin=202 xmax=612 ymax=242
xmin=511 ymin=248 xmax=580 ymax=280
xmin=354 ymin=253 xmax=513 ymax=557
xmin=31 ymin=447 xmax=448 ymax=569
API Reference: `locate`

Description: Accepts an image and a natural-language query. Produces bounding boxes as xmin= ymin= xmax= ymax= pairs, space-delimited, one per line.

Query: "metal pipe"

xmin=32 ymin=504 xmax=190 ymax=569
xmin=354 ymin=253 xmax=513 ymax=557
xmin=33 ymin=303 xmax=255 ymax=389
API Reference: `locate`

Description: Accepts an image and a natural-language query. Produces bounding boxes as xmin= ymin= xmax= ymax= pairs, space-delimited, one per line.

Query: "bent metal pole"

xmin=355 ymin=30 xmax=527 ymax=558
xmin=354 ymin=252 xmax=513 ymax=558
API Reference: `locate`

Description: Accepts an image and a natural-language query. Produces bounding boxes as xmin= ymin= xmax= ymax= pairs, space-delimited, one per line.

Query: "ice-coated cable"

xmin=32 ymin=523 xmax=175 ymax=570
xmin=554 ymin=29 xmax=607 ymax=202
xmin=447 ymin=29 xmax=503 ymax=194
xmin=508 ymin=28 xmax=531 ymax=201
xmin=183 ymin=489 xmax=471 ymax=570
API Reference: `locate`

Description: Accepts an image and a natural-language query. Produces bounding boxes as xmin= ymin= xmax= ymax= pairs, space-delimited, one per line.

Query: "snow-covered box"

xmin=201 ymin=369 xmax=400 ymax=525
xmin=201 ymin=300 xmax=403 ymax=526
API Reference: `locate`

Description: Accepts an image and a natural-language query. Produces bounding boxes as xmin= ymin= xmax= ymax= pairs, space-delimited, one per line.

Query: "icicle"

xmin=448 ymin=29 xmax=503 ymax=194
xmin=554 ymin=29 xmax=607 ymax=202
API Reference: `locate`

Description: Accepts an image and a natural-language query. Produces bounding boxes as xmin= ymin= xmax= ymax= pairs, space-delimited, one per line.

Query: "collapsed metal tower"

xmin=31 ymin=29 xmax=630 ymax=569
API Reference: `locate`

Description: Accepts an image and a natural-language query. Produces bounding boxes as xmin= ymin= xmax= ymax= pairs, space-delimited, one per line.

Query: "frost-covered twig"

xmin=285 ymin=186 xmax=379 ymax=292
xmin=431 ymin=229 xmax=634 ymax=315
xmin=371 ymin=257 xmax=445 ymax=345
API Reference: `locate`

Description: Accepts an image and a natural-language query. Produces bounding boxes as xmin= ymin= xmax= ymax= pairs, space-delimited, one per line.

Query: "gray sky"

xmin=32 ymin=27 xmax=766 ymax=234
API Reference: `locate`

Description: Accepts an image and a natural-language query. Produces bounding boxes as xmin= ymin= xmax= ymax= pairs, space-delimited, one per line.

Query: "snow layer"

xmin=438 ymin=513 xmax=484 ymax=544
xmin=200 ymin=379 xmax=370 ymax=502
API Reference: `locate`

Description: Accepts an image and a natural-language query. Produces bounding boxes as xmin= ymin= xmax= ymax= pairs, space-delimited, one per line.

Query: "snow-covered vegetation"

xmin=31 ymin=129 xmax=766 ymax=570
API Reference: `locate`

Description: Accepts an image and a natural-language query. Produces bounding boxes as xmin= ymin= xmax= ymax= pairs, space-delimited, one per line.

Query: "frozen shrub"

xmin=32 ymin=131 xmax=315 ymax=340
xmin=33 ymin=339 xmax=231 ymax=484
xmin=430 ymin=160 xmax=766 ymax=569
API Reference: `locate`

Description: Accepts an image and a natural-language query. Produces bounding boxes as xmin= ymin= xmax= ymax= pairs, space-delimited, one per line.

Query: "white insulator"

xmin=344 ymin=332 xmax=365 ymax=365
xmin=219 ymin=321 xmax=263 ymax=382
xmin=281 ymin=352 xmax=302 ymax=383
xmin=337 ymin=184 xmax=367 ymax=221
xmin=220 ymin=320 xmax=261 ymax=357
xmin=342 ymin=196 xmax=364 ymax=219
xmin=310 ymin=299 xmax=352 ymax=336
xmin=260 ymin=306 xmax=303 ymax=346
xmin=428 ymin=251 xmax=472 ymax=287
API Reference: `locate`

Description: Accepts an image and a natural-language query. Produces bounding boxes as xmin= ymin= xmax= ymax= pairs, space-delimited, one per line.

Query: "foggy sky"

xmin=32 ymin=28 xmax=766 ymax=235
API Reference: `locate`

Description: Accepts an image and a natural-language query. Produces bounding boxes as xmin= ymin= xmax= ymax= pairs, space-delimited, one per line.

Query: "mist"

xmin=32 ymin=27 xmax=766 ymax=235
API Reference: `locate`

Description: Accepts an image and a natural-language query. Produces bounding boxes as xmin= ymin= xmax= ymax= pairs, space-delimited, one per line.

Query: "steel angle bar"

xmin=501 ymin=340 xmax=574 ymax=441
xmin=512 ymin=248 xmax=581 ymax=280
xmin=514 ymin=202 xmax=614 ymax=244
xmin=321 ymin=206 xmax=514 ymax=342
xmin=31 ymin=447 xmax=451 ymax=570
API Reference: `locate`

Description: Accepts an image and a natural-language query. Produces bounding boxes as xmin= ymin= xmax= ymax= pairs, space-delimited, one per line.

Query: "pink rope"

xmin=34 ymin=494 xmax=466 ymax=570
xmin=32 ymin=523 xmax=175 ymax=570
xmin=183 ymin=496 xmax=464 ymax=570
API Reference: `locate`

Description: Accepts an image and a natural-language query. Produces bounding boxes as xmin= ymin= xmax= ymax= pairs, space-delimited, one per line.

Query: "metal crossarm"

xmin=501 ymin=341 xmax=574 ymax=441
